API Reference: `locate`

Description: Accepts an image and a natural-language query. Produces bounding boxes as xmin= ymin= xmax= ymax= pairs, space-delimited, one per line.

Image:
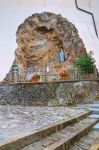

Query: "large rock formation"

xmin=14 ymin=12 xmax=85 ymax=69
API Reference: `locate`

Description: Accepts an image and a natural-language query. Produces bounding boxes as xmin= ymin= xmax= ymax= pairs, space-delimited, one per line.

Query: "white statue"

xmin=59 ymin=49 xmax=65 ymax=62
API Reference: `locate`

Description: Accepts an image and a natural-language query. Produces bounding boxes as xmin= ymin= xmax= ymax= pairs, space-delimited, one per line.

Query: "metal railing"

xmin=5 ymin=66 xmax=98 ymax=83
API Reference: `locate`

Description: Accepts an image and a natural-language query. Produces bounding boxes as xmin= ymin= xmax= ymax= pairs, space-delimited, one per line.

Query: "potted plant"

xmin=59 ymin=69 xmax=68 ymax=80
xmin=31 ymin=74 xmax=40 ymax=83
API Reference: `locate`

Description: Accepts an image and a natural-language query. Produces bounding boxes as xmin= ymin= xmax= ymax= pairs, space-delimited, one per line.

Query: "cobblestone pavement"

xmin=70 ymin=130 xmax=99 ymax=150
xmin=0 ymin=106 xmax=86 ymax=142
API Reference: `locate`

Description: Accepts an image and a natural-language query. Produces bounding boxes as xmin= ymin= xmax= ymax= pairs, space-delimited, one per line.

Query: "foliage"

xmin=75 ymin=50 xmax=95 ymax=73
xmin=12 ymin=64 xmax=17 ymax=68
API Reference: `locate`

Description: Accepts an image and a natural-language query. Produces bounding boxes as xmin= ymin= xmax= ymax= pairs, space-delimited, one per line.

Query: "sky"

xmin=0 ymin=0 xmax=99 ymax=81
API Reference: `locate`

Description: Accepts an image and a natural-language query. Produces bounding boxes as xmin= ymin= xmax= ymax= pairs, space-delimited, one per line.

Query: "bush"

xmin=75 ymin=50 xmax=95 ymax=73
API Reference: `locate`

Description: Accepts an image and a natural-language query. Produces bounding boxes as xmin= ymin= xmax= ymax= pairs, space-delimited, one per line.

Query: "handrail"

xmin=75 ymin=0 xmax=98 ymax=38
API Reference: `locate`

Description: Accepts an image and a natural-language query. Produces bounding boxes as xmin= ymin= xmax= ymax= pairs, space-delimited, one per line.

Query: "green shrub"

xmin=75 ymin=50 xmax=95 ymax=73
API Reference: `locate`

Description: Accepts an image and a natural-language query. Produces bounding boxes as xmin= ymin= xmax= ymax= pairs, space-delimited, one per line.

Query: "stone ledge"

xmin=1 ymin=79 xmax=99 ymax=86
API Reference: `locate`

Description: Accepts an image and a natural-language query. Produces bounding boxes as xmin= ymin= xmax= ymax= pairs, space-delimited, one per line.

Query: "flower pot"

xmin=32 ymin=79 xmax=39 ymax=83
xmin=60 ymin=77 xmax=68 ymax=81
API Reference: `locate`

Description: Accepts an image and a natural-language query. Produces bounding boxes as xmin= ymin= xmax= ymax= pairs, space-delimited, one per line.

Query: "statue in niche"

xmin=59 ymin=49 xmax=65 ymax=63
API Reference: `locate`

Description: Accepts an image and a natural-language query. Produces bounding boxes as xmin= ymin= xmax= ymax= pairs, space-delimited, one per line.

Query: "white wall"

xmin=0 ymin=0 xmax=99 ymax=80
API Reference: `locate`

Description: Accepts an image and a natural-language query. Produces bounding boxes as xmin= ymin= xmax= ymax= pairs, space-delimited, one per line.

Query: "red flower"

xmin=63 ymin=70 xmax=66 ymax=73
xmin=89 ymin=58 xmax=93 ymax=61
xmin=80 ymin=49 xmax=84 ymax=53
xmin=31 ymin=74 xmax=40 ymax=80
xmin=89 ymin=51 xmax=94 ymax=55
xmin=59 ymin=70 xmax=68 ymax=78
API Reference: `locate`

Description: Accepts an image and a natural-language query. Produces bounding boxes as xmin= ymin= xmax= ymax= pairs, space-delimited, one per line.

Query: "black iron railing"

xmin=4 ymin=66 xmax=98 ymax=84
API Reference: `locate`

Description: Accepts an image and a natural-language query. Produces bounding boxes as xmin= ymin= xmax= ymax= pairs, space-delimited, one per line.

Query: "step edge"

xmin=43 ymin=119 xmax=98 ymax=150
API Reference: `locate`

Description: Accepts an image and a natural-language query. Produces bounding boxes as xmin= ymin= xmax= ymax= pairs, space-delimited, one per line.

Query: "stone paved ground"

xmin=0 ymin=106 xmax=87 ymax=143
xmin=70 ymin=130 xmax=99 ymax=150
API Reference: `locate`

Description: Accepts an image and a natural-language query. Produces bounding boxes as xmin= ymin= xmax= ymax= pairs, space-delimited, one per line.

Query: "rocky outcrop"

xmin=14 ymin=12 xmax=85 ymax=69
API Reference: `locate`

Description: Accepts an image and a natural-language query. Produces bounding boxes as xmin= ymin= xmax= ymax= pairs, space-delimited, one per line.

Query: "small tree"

xmin=75 ymin=50 xmax=95 ymax=73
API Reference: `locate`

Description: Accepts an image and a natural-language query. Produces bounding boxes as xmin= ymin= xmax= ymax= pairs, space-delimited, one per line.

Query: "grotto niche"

xmin=3 ymin=12 xmax=87 ymax=83
xmin=14 ymin=12 xmax=85 ymax=70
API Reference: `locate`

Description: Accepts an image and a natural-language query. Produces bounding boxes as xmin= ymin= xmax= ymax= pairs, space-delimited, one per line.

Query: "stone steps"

xmin=79 ymin=103 xmax=99 ymax=131
xmin=21 ymin=118 xmax=98 ymax=150
xmin=93 ymin=123 xmax=99 ymax=131
xmin=0 ymin=111 xmax=90 ymax=150
xmin=88 ymin=114 xmax=99 ymax=119
xmin=80 ymin=104 xmax=99 ymax=109
xmin=90 ymin=108 xmax=99 ymax=114
xmin=70 ymin=128 xmax=99 ymax=150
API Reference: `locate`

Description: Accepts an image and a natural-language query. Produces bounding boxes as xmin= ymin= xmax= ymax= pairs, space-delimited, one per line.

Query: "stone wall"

xmin=0 ymin=81 xmax=98 ymax=106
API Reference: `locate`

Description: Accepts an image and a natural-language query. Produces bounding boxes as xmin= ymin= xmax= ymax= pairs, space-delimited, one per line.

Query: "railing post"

xmin=22 ymin=67 xmax=26 ymax=82
xmin=13 ymin=68 xmax=18 ymax=83
xmin=8 ymin=71 xmax=12 ymax=83
xmin=18 ymin=65 xmax=22 ymax=82
xmin=93 ymin=65 xmax=98 ymax=79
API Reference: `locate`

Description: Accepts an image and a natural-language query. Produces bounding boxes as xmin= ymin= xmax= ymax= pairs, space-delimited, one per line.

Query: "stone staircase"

xmin=67 ymin=102 xmax=99 ymax=150
xmin=21 ymin=104 xmax=99 ymax=150
xmin=69 ymin=102 xmax=99 ymax=150
xmin=21 ymin=118 xmax=98 ymax=150
xmin=79 ymin=102 xmax=99 ymax=130
xmin=0 ymin=110 xmax=98 ymax=150
xmin=70 ymin=129 xmax=99 ymax=150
